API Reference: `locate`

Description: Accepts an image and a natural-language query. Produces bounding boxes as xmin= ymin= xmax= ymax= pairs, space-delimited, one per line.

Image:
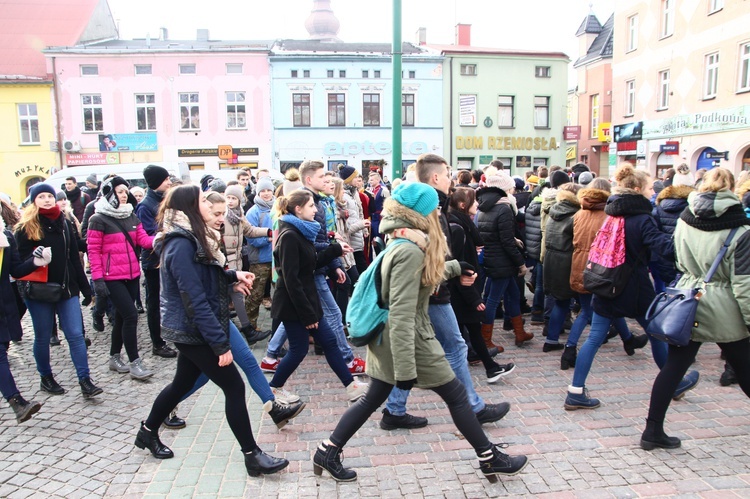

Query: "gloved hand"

xmin=396 ymin=378 xmax=417 ymax=391
xmin=93 ymin=279 xmax=109 ymax=298
xmin=32 ymin=247 xmax=52 ymax=267
xmin=459 ymin=261 xmax=475 ymax=276
xmin=81 ymin=293 xmax=93 ymax=307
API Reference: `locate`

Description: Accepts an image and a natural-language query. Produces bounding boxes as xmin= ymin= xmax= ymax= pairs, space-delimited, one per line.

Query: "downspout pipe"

xmin=391 ymin=0 xmax=402 ymax=180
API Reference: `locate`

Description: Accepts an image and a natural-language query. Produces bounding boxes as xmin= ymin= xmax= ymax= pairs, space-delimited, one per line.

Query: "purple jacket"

xmin=87 ymin=213 xmax=153 ymax=281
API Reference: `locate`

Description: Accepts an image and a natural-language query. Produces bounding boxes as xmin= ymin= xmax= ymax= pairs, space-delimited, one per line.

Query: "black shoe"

xmin=571 ymin=302 xmax=581 ymax=315
xmin=313 ymin=441 xmax=357 ymax=482
xmin=92 ymin=311 xmax=105 ymax=332
xmin=640 ymin=419 xmax=681 ymax=450
xmin=379 ymin=409 xmax=428 ymax=430
xmin=560 ymin=345 xmax=577 ymax=370
xmin=487 ymin=363 xmax=515 ymax=383
xmin=487 ymin=346 xmax=499 ymax=358
xmin=502 ymin=318 xmax=513 ymax=331
xmin=135 ymin=303 xmax=145 ymax=314
xmin=268 ymin=400 xmax=306 ymax=429
xmin=476 ymin=402 xmax=511 ymax=425
xmin=241 ymin=325 xmax=272 ymax=346
xmin=8 ymin=394 xmax=42 ymax=423
xmin=49 ymin=332 xmax=61 ymax=346
xmin=467 ymin=351 xmax=482 ymax=365
xmin=244 ymin=447 xmax=289 ymax=477
xmin=478 ymin=443 xmax=528 ymax=482
xmin=153 ymin=344 xmax=177 ymax=358
xmin=163 ymin=410 xmax=186 ymax=430
xmin=519 ymin=302 xmax=532 ymax=315
xmin=79 ymin=377 xmax=103 ymax=399
xmin=542 ymin=342 xmax=564 ymax=352
xmin=720 ymin=364 xmax=738 ymax=386
xmin=40 ymin=374 xmax=65 ymax=395
xmin=602 ymin=325 xmax=619 ymax=344
xmin=84 ymin=335 xmax=91 ymax=348
xmin=314 ymin=344 xmax=324 ymax=355
xmin=530 ymin=312 xmax=545 ymax=325
xmin=135 ymin=422 xmax=174 ymax=459
xmin=623 ymin=334 xmax=648 ymax=356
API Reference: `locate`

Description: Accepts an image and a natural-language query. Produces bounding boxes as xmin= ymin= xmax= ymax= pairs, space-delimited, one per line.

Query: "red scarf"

xmin=38 ymin=206 xmax=62 ymax=220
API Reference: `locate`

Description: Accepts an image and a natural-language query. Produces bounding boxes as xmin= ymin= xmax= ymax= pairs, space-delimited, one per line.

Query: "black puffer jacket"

xmin=524 ymin=198 xmax=543 ymax=261
xmin=542 ymin=189 xmax=580 ymax=300
xmin=448 ymin=210 xmax=484 ymax=323
xmin=476 ymin=187 xmax=524 ymax=279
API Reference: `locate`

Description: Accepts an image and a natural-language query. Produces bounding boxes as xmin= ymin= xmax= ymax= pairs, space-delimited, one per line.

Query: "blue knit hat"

xmin=29 ymin=183 xmax=57 ymax=203
xmin=391 ymin=182 xmax=438 ymax=216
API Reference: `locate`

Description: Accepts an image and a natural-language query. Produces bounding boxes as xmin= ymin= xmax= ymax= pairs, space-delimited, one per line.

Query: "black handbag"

xmin=645 ymin=227 xmax=739 ymax=346
xmin=19 ymin=223 xmax=71 ymax=303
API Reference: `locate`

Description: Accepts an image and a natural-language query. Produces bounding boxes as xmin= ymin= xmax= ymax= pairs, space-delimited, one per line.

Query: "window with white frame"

xmin=328 ymin=93 xmax=345 ymax=126
xmin=709 ymin=0 xmax=724 ymax=13
xmin=534 ymin=96 xmax=550 ymax=128
xmin=460 ymin=64 xmax=477 ymax=76
xmin=81 ymin=94 xmax=103 ymax=132
xmin=535 ymin=66 xmax=550 ymax=78
xmin=17 ymin=104 xmax=39 ymax=144
xmin=402 ymin=93 xmax=414 ymax=127
xmin=80 ymin=64 xmax=98 ymax=76
xmin=627 ymin=15 xmax=638 ymax=52
xmin=661 ymin=0 xmax=674 ymax=38
xmin=293 ymin=93 xmax=311 ymax=127
xmin=658 ymin=70 xmax=670 ymax=109
xmin=497 ymin=95 xmax=514 ymax=128
xmin=179 ymin=92 xmax=200 ymax=130
xmin=739 ymin=42 xmax=750 ymax=92
xmin=625 ymin=79 xmax=636 ymax=116
xmin=226 ymin=63 xmax=243 ymax=75
xmin=179 ymin=64 xmax=196 ymax=75
xmin=590 ymin=94 xmax=600 ymax=138
xmin=134 ymin=64 xmax=152 ymax=75
xmin=135 ymin=94 xmax=156 ymax=131
xmin=704 ymin=52 xmax=720 ymax=99
xmin=226 ymin=92 xmax=246 ymax=129
xmin=363 ymin=94 xmax=380 ymax=126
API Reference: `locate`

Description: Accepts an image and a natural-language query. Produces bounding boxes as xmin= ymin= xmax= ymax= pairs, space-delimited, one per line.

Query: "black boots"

xmin=560 ymin=346 xmax=577 ymax=370
xmin=313 ymin=441 xmax=357 ymax=481
xmin=266 ymin=400 xmax=306 ymax=429
xmin=640 ymin=419 xmax=681 ymax=450
xmin=720 ymin=363 xmax=738 ymax=386
xmin=40 ymin=374 xmax=65 ymax=395
xmin=623 ymin=333 xmax=648 ymax=356
xmin=163 ymin=407 xmax=186 ymax=430
xmin=244 ymin=448 xmax=289 ymax=477
xmin=241 ymin=325 xmax=272 ymax=345
xmin=79 ymin=377 xmax=103 ymax=399
xmin=135 ymin=422 xmax=174 ymax=459
xmin=477 ymin=444 xmax=529 ymax=482
xmin=8 ymin=394 xmax=42 ymax=423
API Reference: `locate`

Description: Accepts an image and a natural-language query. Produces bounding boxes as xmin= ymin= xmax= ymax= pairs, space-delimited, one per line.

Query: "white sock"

xmin=568 ymin=385 xmax=584 ymax=394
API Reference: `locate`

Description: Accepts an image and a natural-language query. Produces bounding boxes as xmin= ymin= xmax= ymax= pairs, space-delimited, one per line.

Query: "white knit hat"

xmin=485 ymin=173 xmax=515 ymax=193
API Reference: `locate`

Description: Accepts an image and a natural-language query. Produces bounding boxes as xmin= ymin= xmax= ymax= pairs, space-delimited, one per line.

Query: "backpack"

xmin=583 ymin=215 xmax=631 ymax=298
xmin=346 ymin=238 xmax=414 ymax=347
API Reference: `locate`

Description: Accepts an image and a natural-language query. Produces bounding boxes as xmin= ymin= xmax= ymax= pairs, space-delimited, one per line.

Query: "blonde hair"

xmin=699 ymin=167 xmax=735 ymax=193
xmin=736 ymin=170 xmax=750 ymax=192
xmin=614 ymin=163 xmax=650 ymax=191
xmin=421 ymin=210 xmax=447 ymax=288
xmin=16 ymin=203 xmax=43 ymax=241
xmin=205 ymin=191 xmax=226 ymax=205
xmin=332 ymin=177 xmax=345 ymax=205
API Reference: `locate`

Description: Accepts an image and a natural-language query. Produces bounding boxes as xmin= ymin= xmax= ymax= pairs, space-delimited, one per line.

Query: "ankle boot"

xmin=265 ymin=400 xmax=306 ymax=429
xmin=560 ymin=345 xmax=577 ymax=370
xmin=481 ymin=323 xmax=504 ymax=353
xmin=313 ymin=441 xmax=357 ymax=481
xmin=40 ymin=374 xmax=65 ymax=395
xmin=623 ymin=333 xmax=648 ymax=356
xmin=244 ymin=448 xmax=289 ymax=476
xmin=640 ymin=419 xmax=681 ymax=450
xmin=134 ymin=422 xmax=174 ymax=459
xmin=511 ymin=316 xmax=533 ymax=346
xmin=477 ymin=443 xmax=529 ymax=482
xmin=8 ymin=394 xmax=42 ymax=423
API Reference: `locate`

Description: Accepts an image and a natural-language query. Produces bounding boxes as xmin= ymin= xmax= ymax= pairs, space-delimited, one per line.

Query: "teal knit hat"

xmin=391 ymin=182 xmax=438 ymax=216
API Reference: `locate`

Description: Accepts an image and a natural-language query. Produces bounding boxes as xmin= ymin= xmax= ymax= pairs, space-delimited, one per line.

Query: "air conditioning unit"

xmin=63 ymin=139 xmax=81 ymax=153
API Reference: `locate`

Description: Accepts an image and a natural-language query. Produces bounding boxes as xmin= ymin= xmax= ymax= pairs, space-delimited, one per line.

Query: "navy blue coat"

xmin=651 ymin=185 xmax=693 ymax=283
xmin=135 ymin=189 xmax=164 ymax=270
xmin=0 ymin=231 xmax=38 ymax=342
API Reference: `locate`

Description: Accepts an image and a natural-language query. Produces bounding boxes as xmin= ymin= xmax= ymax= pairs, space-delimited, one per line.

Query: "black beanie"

xmin=100 ymin=176 xmax=132 ymax=208
xmin=143 ymin=165 xmax=170 ymax=191
xmin=550 ymin=170 xmax=571 ymax=188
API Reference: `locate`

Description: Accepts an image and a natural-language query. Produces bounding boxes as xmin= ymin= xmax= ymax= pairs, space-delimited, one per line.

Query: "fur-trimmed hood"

xmin=555 ymin=188 xmax=581 ymax=207
xmin=549 ymin=189 xmax=581 ymax=221
xmin=577 ymin=187 xmax=609 ymax=211
xmin=656 ymin=185 xmax=694 ymax=204
xmin=380 ymin=197 xmax=430 ymax=233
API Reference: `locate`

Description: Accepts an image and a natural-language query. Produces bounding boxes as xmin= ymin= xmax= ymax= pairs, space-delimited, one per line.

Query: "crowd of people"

xmin=0 ymin=154 xmax=749 ymax=482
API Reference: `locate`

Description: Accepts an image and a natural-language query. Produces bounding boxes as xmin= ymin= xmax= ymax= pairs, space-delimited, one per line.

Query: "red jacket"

xmin=87 ymin=213 xmax=153 ymax=281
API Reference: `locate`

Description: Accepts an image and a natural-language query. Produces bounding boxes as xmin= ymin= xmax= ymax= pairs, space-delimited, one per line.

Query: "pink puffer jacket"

xmin=87 ymin=213 xmax=154 ymax=281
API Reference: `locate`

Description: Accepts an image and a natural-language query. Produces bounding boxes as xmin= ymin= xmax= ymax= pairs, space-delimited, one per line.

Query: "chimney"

xmin=197 ymin=29 xmax=209 ymax=42
xmin=416 ymin=27 xmax=426 ymax=45
xmin=455 ymin=23 xmax=471 ymax=46
xmin=160 ymin=27 xmax=169 ymax=41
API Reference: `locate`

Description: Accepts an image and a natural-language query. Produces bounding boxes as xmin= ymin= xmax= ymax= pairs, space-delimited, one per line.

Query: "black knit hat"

xmin=143 ymin=165 xmax=170 ymax=191
xmin=550 ymin=170 xmax=571 ymax=188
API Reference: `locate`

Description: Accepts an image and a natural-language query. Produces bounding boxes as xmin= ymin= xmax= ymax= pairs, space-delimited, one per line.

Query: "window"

xmin=135 ymin=94 xmax=156 ymax=131
xmin=374 ymin=70 xmax=381 ymax=78
xmin=533 ymin=96 xmax=550 ymax=128
xmin=81 ymin=94 xmax=103 ymax=132
xmin=590 ymin=94 xmax=600 ymax=138
xmin=328 ymin=93 xmax=345 ymax=126
xmin=291 ymin=70 xmax=298 ymax=78
xmin=17 ymin=104 xmax=39 ymax=144
xmin=497 ymin=157 xmax=513 ymax=169
xmin=533 ymin=158 xmax=548 ymax=170
xmin=80 ymin=64 xmax=98 ymax=76
xmin=408 ymin=70 xmax=416 ymax=79
xmin=625 ymin=79 xmax=636 ymax=116
xmin=460 ymin=64 xmax=476 ymax=76
xmin=293 ymin=93 xmax=311 ymax=127
xmin=339 ymin=70 xmax=346 ymax=78
xmin=226 ymin=63 xmax=243 ymax=74
xmin=658 ymin=70 xmax=670 ymax=110
xmin=661 ymin=0 xmax=674 ymax=38
xmin=226 ymin=92 xmax=246 ymax=129
xmin=179 ymin=92 xmax=200 ymax=130
xmin=327 ymin=70 xmax=334 ymax=78
xmin=134 ymin=64 xmax=152 ymax=75
xmin=362 ymin=70 xmax=369 ymax=78
xmin=739 ymin=42 xmax=750 ymax=92
xmin=363 ymin=94 xmax=380 ymax=126
xmin=535 ymin=66 xmax=551 ymax=78
xmin=303 ymin=70 xmax=310 ymax=78
xmin=709 ymin=0 xmax=724 ymax=13
xmin=497 ymin=95 xmax=514 ymax=128
xmin=627 ymin=15 xmax=638 ymax=52
xmin=704 ymin=52 xmax=720 ymax=99
xmin=402 ymin=93 xmax=414 ymax=127
xmin=179 ymin=64 xmax=196 ymax=75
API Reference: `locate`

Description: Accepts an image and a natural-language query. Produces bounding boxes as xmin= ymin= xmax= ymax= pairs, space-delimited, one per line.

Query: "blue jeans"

xmin=26 ymin=296 xmax=90 ymax=379
xmin=571 ymin=312 xmax=668 ymax=388
xmin=483 ymin=276 xmax=520 ymax=324
xmin=566 ymin=295 xmax=632 ymax=347
xmin=183 ymin=322 xmax=273 ymax=404
xmin=0 ymin=342 xmax=19 ymax=400
xmin=386 ymin=303 xmax=484 ymax=416
xmin=532 ymin=261 xmax=545 ymax=313
xmin=546 ymin=298 xmax=571 ymax=344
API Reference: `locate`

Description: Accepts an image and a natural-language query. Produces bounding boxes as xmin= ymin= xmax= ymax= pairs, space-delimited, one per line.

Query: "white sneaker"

xmin=346 ymin=380 xmax=369 ymax=402
xmin=271 ymin=387 xmax=300 ymax=404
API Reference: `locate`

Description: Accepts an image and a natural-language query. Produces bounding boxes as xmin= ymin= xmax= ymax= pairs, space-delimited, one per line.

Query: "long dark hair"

xmin=157 ymin=185 xmax=214 ymax=253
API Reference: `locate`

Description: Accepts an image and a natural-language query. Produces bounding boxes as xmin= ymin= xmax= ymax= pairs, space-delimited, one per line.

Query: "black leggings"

xmin=107 ymin=279 xmax=140 ymax=362
xmin=144 ymin=268 xmax=166 ymax=349
xmin=330 ymin=377 xmax=491 ymax=454
xmin=144 ymin=343 xmax=257 ymax=453
xmin=462 ymin=322 xmax=496 ymax=371
xmin=647 ymin=338 xmax=750 ymax=424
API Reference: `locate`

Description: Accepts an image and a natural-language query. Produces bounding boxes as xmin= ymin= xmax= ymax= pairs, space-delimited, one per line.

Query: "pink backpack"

xmin=583 ymin=216 xmax=631 ymax=298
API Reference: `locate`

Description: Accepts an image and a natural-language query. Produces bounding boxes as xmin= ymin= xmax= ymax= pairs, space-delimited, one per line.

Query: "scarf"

xmin=66 ymin=186 xmax=83 ymax=203
xmin=388 ymin=227 xmax=428 ymax=251
xmin=225 ymin=205 xmax=243 ymax=227
xmin=95 ymin=197 xmax=133 ymax=219
xmin=496 ymin=195 xmax=518 ymax=215
xmin=253 ymin=194 xmax=274 ymax=211
xmin=39 ymin=205 xmax=62 ymax=220
xmin=162 ymin=209 xmax=226 ymax=266
xmin=280 ymin=214 xmax=320 ymax=243
xmin=320 ymin=195 xmax=337 ymax=233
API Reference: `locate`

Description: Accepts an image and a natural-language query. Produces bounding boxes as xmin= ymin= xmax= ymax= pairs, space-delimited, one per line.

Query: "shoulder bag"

xmin=19 ymin=221 xmax=71 ymax=303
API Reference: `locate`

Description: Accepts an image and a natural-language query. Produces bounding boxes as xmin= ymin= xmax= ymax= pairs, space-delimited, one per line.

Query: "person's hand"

xmin=233 ymin=281 xmax=251 ymax=296
xmin=218 ymin=351 xmax=233 ymax=367
xmin=81 ymin=293 xmax=93 ymax=307
xmin=305 ymin=322 xmax=319 ymax=330
xmin=476 ymin=303 xmax=486 ymax=312
xmin=518 ymin=265 xmax=528 ymax=277
xmin=515 ymin=238 xmax=525 ymax=249
xmin=476 ymin=245 xmax=484 ymax=255
xmin=32 ymin=246 xmax=52 ymax=266
xmin=93 ymin=279 xmax=109 ymax=297
xmin=459 ymin=273 xmax=477 ymax=286
xmin=335 ymin=268 xmax=346 ymax=284
xmin=236 ymin=271 xmax=255 ymax=288
xmin=459 ymin=261 xmax=475 ymax=276
xmin=396 ymin=378 xmax=416 ymax=391
xmin=363 ymin=220 xmax=371 ymax=228
xmin=340 ymin=242 xmax=353 ymax=254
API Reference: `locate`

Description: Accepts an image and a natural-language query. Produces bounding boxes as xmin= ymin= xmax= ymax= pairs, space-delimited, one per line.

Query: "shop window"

xmin=457 ymin=158 xmax=474 ymax=170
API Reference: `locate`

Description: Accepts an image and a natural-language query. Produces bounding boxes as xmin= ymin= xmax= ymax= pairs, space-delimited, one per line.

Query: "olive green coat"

xmin=365 ymin=214 xmax=460 ymax=388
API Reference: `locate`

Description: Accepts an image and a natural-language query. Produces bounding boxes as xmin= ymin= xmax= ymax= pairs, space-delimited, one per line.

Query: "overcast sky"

xmin=109 ymin=0 xmax=615 ymax=83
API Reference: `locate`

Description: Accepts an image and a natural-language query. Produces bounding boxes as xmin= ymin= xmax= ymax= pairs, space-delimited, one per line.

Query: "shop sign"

xmin=643 ymin=105 xmax=750 ymax=139
xmin=565 ymin=144 xmax=577 ymax=161
xmin=455 ymin=136 xmax=559 ymax=151
xmin=323 ymin=141 xmax=429 ymax=156
xmin=613 ymin=122 xmax=643 ymax=142
xmin=66 ymin=152 xmax=120 ymax=166
xmin=660 ymin=142 xmax=679 ymax=155
xmin=459 ymin=94 xmax=477 ymax=126
xmin=98 ymin=133 xmax=157 ymax=152
xmin=597 ymin=123 xmax=611 ymax=142
xmin=705 ymin=151 xmax=729 ymax=160
xmin=609 ymin=142 xmax=618 ymax=168
xmin=616 ymin=141 xmax=636 ymax=156
xmin=14 ymin=164 xmax=51 ymax=178
xmin=479 ymin=155 xmax=494 ymax=164
xmin=563 ymin=126 xmax=581 ymax=141
xmin=178 ymin=147 xmax=259 ymax=157
xmin=516 ymin=156 xmax=532 ymax=169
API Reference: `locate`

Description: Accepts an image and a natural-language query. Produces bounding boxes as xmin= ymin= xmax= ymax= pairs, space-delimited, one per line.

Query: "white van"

xmin=187 ymin=168 xmax=284 ymax=187
xmin=44 ymin=162 xmax=191 ymax=191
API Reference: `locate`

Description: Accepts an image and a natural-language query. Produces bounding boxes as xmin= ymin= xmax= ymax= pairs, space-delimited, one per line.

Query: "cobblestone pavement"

xmin=1 ymin=298 xmax=750 ymax=498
